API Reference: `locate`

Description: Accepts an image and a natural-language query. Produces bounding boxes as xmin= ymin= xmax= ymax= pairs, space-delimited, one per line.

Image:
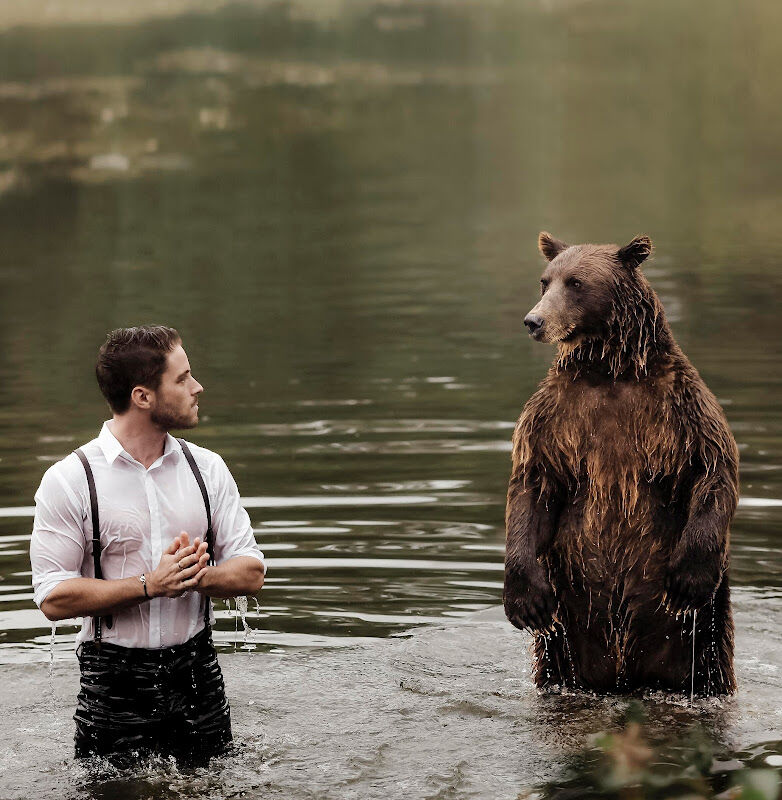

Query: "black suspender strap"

xmin=75 ymin=449 xmax=112 ymax=641
xmin=177 ymin=439 xmax=215 ymax=628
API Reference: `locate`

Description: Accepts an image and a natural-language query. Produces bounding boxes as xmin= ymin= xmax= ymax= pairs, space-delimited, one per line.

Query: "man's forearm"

xmin=40 ymin=554 xmax=263 ymax=619
xmin=40 ymin=576 xmax=146 ymax=622
xmin=197 ymin=556 xmax=265 ymax=600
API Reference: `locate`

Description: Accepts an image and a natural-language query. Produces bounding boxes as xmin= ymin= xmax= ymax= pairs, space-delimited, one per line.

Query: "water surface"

xmin=0 ymin=1 xmax=781 ymax=796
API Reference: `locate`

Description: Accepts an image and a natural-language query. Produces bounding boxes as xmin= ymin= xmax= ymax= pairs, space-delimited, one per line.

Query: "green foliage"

xmin=733 ymin=770 xmax=781 ymax=800
xmin=536 ymin=705 xmax=781 ymax=800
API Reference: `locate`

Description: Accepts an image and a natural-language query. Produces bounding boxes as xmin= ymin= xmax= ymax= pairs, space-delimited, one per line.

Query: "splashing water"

xmin=235 ymin=595 xmax=254 ymax=650
xmin=230 ymin=598 xmax=239 ymax=651
xmin=541 ymin=633 xmax=551 ymax=682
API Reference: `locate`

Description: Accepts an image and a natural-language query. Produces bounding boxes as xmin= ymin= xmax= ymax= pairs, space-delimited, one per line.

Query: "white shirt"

xmin=29 ymin=421 xmax=265 ymax=649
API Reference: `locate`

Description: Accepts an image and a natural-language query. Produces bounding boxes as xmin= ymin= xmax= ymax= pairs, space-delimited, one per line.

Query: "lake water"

xmin=0 ymin=1 xmax=781 ymax=797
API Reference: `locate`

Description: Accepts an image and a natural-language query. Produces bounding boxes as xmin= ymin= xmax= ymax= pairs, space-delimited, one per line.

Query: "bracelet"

xmin=139 ymin=573 xmax=150 ymax=600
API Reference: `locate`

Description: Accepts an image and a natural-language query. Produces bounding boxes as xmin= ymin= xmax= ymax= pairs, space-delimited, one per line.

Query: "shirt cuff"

xmin=33 ymin=570 xmax=82 ymax=608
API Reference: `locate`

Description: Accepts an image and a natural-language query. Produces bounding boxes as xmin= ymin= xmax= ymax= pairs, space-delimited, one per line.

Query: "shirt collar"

xmin=97 ymin=421 xmax=183 ymax=467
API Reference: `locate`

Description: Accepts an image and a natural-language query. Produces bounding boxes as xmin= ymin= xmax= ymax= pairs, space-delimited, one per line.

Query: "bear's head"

xmin=525 ymin=232 xmax=667 ymax=376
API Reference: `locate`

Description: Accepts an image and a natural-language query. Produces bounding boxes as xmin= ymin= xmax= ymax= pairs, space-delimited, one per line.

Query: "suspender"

xmin=75 ymin=449 xmax=112 ymax=641
xmin=177 ymin=439 xmax=215 ymax=628
xmin=75 ymin=440 xmax=215 ymax=640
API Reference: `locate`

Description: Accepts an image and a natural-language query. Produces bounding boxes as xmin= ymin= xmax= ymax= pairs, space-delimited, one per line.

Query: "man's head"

xmin=96 ymin=325 xmax=203 ymax=430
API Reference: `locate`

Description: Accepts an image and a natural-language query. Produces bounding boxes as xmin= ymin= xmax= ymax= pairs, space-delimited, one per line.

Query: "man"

xmin=30 ymin=325 xmax=265 ymax=760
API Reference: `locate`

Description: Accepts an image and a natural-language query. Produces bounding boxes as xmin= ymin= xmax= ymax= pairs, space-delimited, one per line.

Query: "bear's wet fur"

xmin=504 ymin=233 xmax=738 ymax=695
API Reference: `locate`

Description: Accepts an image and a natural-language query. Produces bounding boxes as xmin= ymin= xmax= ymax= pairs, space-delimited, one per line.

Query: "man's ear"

xmin=130 ymin=385 xmax=153 ymax=410
xmin=538 ymin=231 xmax=569 ymax=262
xmin=617 ymin=235 xmax=653 ymax=269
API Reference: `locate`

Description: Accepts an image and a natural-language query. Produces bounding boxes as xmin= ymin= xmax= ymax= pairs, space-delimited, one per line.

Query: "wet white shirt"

xmin=30 ymin=421 xmax=265 ymax=649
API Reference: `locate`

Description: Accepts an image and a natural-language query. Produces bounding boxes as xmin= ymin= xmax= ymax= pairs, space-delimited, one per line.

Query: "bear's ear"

xmin=538 ymin=231 xmax=569 ymax=262
xmin=617 ymin=235 xmax=653 ymax=269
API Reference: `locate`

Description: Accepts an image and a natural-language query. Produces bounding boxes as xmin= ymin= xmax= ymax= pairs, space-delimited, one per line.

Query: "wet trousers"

xmin=74 ymin=626 xmax=232 ymax=760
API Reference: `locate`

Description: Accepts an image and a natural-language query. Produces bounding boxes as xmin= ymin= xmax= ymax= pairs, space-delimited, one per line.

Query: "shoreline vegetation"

xmin=0 ymin=0 xmax=534 ymax=32
xmin=0 ymin=1 xmax=521 ymax=199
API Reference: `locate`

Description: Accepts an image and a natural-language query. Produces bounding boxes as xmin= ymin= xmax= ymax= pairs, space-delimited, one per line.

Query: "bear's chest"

xmin=551 ymin=379 xmax=672 ymax=479
xmin=547 ymin=379 xmax=683 ymax=558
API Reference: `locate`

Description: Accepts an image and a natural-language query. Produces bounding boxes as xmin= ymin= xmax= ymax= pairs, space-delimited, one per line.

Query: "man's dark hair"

xmin=96 ymin=326 xmax=181 ymax=414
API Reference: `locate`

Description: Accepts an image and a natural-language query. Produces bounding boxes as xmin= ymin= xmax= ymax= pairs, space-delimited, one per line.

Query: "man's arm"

xmin=40 ymin=536 xmax=210 ymax=621
xmin=196 ymin=555 xmax=264 ymax=600
xmin=42 ymin=576 xmax=148 ymax=621
xmin=196 ymin=454 xmax=266 ymax=600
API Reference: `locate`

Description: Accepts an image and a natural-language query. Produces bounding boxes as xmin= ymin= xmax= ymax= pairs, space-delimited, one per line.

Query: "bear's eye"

xmin=540 ymin=278 xmax=549 ymax=294
xmin=567 ymin=278 xmax=582 ymax=289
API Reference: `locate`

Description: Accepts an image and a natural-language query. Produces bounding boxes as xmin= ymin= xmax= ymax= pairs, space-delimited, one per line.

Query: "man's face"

xmin=149 ymin=344 xmax=204 ymax=431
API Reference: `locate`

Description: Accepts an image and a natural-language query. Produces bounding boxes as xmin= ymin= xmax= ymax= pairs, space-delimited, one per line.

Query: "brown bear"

xmin=504 ymin=232 xmax=739 ymax=695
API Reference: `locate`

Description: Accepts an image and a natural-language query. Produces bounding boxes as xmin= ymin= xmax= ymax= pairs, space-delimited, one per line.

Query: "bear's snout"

xmin=524 ymin=313 xmax=544 ymax=338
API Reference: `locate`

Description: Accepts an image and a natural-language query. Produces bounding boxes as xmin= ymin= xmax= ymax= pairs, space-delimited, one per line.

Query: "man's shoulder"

xmin=35 ymin=439 xmax=98 ymax=500
xmin=176 ymin=438 xmax=228 ymax=475
xmin=47 ymin=438 xmax=100 ymax=478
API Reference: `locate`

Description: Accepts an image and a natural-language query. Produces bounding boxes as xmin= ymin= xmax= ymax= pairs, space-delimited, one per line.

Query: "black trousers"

xmin=74 ymin=626 xmax=232 ymax=761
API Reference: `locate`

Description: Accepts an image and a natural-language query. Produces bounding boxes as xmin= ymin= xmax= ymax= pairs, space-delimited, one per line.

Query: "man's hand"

xmin=146 ymin=532 xmax=209 ymax=599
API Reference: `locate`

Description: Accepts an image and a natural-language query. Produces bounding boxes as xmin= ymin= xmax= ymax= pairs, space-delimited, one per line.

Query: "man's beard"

xmin=150 ymin=400 xmax=198 ymax=431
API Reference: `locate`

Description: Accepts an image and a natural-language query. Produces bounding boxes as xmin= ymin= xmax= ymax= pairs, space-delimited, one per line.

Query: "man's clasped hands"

xmin=145 ymin=533 xmax=210 ymax=598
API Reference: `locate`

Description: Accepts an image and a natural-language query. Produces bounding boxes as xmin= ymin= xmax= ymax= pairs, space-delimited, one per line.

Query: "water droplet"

xmin=690 ymin=609 xmax=697 ymax=704
xmin=48 ymin=622 xmax=56 ymax=697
